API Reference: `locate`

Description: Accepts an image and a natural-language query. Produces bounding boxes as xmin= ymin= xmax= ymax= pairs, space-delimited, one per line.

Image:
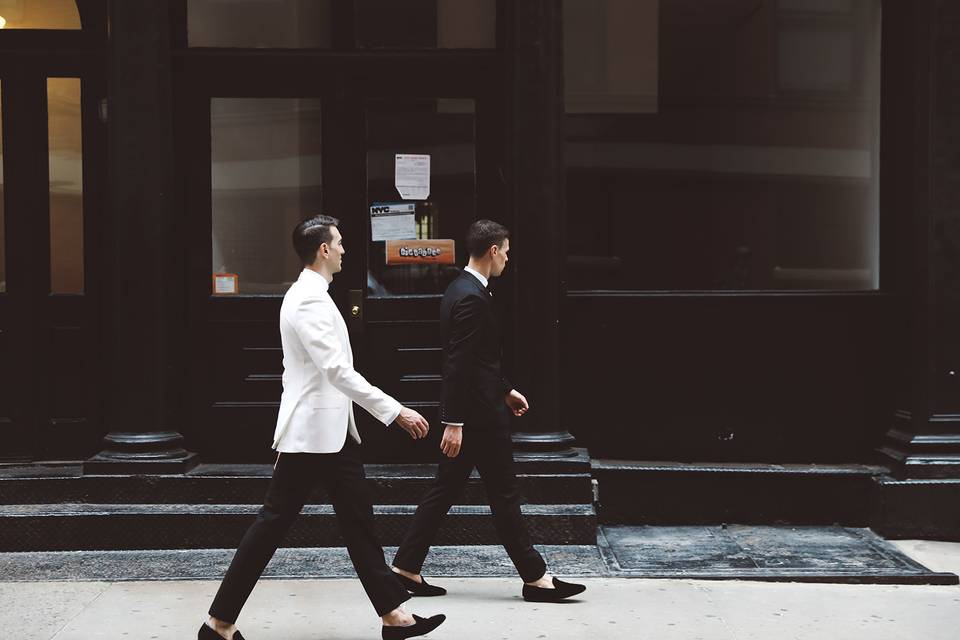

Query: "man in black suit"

xmin=391 ymin=220 xmax=586 ymax=603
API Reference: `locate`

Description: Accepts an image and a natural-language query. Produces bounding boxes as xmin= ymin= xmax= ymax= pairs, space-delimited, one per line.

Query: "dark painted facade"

xmin=0 ymin=1 xmax=958 ymax=537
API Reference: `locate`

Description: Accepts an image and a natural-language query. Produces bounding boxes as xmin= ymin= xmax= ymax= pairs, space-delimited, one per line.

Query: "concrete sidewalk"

xmin=1 ymin=540 xmax=958 ymax=640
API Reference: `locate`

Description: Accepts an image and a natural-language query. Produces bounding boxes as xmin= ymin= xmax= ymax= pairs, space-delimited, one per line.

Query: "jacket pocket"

xmin=306 ymin=392 xmax=343 ymax=409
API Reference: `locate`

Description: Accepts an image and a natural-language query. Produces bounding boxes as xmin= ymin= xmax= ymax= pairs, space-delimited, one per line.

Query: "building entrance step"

xmin=0 ymin=452 xmax=594 ymax=506
xmin=591 ymin=460 xmax=889 ymax=526
xmin=0 ymin=453 xmax=598 ymax=552
xmin=0 ymin=503 xmax=598 ymax=551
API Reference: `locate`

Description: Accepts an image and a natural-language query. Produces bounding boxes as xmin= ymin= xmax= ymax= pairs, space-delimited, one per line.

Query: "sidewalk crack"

xmin=49 ymin=583 xmax=111 ymax=640
xmin=694 ymin=582 xmax=741 ymax=640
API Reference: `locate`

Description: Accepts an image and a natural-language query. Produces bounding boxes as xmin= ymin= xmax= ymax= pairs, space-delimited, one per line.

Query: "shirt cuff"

xmin=386 ymin=404 xmax=402 ymax=426
xmin=442 ymin=422 xmax=464 ymax=427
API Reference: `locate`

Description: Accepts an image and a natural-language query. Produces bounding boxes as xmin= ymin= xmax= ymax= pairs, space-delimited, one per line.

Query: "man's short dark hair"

xmin=292 ymin=214 xmax=340 ymax=266
xmin=466 ymin=219 xmax=510 ymax=259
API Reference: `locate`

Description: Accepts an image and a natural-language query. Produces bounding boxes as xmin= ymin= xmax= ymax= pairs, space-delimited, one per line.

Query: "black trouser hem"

xmin=374 ymin=590 xmax=412 ymax=618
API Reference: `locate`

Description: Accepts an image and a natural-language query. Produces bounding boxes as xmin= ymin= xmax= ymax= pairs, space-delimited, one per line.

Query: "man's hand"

xmin=396 ymin=407 xmax=429 ymax=440
xmin=440 ymin=424 xmax=463 ymax=458
xmin=505 ymin=389 xmax=529 ymax=417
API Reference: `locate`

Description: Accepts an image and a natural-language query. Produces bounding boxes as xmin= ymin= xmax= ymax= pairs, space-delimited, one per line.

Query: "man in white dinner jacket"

xmin=201 ymin=215 xmax=446 ymax=640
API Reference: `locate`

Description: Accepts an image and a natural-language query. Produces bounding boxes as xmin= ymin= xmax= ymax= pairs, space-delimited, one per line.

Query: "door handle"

xmin=348 ymin=290 xmax=363 ymax=323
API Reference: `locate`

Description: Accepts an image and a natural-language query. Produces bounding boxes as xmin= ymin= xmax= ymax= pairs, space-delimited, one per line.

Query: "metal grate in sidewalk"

xmin=598 ymin=525 xmax=958 ymax=585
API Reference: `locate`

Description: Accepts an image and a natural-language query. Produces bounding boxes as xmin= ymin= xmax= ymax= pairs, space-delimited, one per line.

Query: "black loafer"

xmin=394 ymin=572 xmax=447 ymax=597
xmin=198 ymin=623 xmax=246 ymax=640
xmin=522 ymin=577 xmax=587 ymax=603
xmin=382 ymin=613 xmax=446 ymax=640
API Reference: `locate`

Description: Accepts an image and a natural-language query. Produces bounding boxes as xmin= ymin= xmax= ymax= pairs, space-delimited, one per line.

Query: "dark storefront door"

xmin=0 ymin=59 xmax=105 ymax=461
xmin=178 ymin=55 xmax=507 ymax=462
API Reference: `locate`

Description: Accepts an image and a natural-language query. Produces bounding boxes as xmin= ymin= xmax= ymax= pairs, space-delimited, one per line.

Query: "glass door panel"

xmin=0 ymin=80 xmax=5 ymax=294
xmin=210 ymin=97 xmax=323 ymax=295
xmin=365 ymin=98 xmax=476 ymax=297
xmin=48 ymin=77 xmax=84 ymax=294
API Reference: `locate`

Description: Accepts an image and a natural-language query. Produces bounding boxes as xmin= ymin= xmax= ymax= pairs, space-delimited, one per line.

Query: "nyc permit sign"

xmin=370 ymin=202 xmax=416 ymax=241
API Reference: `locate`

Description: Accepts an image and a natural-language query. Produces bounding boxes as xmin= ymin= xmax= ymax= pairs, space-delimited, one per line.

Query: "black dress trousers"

xmin=392 ymin=426 xmax=547 ymax=583
xmin=209 ymin=439 xmax=410 ymax=622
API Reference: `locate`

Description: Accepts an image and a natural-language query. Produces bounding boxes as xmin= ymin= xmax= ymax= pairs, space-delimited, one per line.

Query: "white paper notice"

xmin=395 ymin=154 xmax=430 ymax=200
xmin=370 ymin=202 xmax=417 ymax=241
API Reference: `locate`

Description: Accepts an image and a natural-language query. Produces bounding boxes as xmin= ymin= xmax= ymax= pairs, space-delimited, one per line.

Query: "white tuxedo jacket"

xmin=272 ymin=269 xmax=402 ymax=453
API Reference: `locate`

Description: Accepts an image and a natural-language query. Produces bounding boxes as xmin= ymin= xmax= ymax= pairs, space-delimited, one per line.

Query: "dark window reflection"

xmin=356 ymin=0 xmax=496 ymax=49
xmin=188 ymin=0 xmax=495 ymax=49
xmin=188 ymin=0 xmax=333 ymax=48
xmin=564 ymin=0 xmax=881 ymax=291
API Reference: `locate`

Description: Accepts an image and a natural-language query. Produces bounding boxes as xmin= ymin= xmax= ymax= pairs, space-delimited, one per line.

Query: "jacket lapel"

xmin=331 ymin=301 xmax=352 ymax=365
xmin=298 ymin=269 xmax=353 ymax=364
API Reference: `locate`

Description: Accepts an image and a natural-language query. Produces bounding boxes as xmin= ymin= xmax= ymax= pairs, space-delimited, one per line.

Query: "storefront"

xmin=0 ymin=1 xmax=957 ymax=535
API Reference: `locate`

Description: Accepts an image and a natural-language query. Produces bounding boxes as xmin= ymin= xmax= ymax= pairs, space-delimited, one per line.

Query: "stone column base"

xmin=84 ymin=431 xmax=198 ymax=475
xmin=511 ymin=430 xmax=577 ymax=459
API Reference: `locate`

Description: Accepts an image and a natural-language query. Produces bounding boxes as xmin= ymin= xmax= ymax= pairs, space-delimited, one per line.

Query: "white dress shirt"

xmin=462 ymin=265 xmax=488 ymax=289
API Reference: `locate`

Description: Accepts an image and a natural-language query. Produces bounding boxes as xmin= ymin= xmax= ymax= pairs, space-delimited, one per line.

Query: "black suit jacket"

xmin=439 ymin=270 xmax=512 ymax=430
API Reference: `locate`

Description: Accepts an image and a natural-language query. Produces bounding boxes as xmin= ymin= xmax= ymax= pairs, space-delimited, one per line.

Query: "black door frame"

xmin=0 ymin=18 xmax=108 ymax=461
xmin=173 ymin=50 xmax=509 ymax=460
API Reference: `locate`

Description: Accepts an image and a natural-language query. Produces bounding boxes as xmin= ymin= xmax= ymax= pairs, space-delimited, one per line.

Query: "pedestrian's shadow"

xmin=455 ymin=590 xmax=586 ymax=604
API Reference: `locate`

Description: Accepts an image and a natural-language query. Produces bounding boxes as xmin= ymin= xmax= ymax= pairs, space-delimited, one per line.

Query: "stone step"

xmin=0 ymin=503 xmax=598 ymax=552
xmin=870 ymin=476 xmax=960 ymax=539
xmin=591 ymin=460 xmax=890 ymax=526
xmin=0 ymin=468 xmax=593 ymax=506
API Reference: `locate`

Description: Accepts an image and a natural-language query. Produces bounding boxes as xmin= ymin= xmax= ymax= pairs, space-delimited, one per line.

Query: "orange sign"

xmin=385 ymin=239 xmax=456 ymax=265
xmin=212 ymin=273 xmax=239 ymax=294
